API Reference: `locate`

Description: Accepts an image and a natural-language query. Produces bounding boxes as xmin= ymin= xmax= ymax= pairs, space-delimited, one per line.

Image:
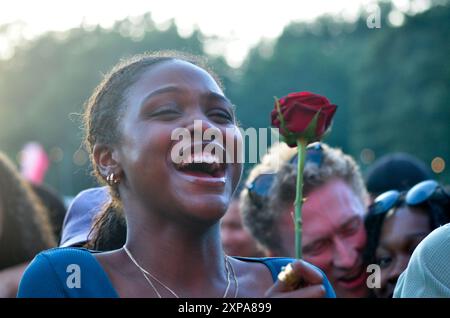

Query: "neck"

xmin=121 ymin=197 xmax=228 ymax=297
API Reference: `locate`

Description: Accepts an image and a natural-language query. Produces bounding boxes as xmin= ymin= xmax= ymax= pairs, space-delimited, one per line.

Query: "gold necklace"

xmin=123 ymin=246 xmax=238 ymax=298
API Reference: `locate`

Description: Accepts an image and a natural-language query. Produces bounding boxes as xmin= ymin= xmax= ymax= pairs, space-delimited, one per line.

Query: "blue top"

xmin=18 ymin=247 xmax=335 ymax=298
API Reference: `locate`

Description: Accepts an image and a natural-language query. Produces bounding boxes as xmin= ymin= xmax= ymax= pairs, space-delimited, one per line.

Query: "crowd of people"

xmin=0 ymin=51 xmax=448 ymax=298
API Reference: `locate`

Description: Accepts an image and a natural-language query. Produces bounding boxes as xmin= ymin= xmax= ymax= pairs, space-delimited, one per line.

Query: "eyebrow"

xmin=205 ymin=91 xmax=233 ymax=106
xmin=140 ymin=85 xmax=233 ymax=108
xmin=140 ymin=85 xmax=181 ymax=108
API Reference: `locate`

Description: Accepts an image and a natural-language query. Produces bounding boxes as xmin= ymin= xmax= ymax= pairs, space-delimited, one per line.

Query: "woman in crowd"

xmin=18 ymin=51 xmax=335 ymax=298
xmin=364 ymin=179 xmax=450 ymax=298
xmin=0 ymin=152 xmax=56 ymax=297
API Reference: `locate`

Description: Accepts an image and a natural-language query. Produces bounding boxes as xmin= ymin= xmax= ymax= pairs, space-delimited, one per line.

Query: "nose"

xmin=184 ymin=111 xmax=220 ymax=136
xmin=183 ymin=114 xmax=225 ymax=157
xmin=333 ymin=238 xmax=358 ymax=269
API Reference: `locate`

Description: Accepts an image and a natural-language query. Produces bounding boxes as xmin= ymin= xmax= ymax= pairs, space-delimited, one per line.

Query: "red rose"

xmin=271 ymin=91 xmax=337 ymax=147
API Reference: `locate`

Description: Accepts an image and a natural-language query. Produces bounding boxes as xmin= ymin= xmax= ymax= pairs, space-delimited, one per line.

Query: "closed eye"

xmin=340 ymin=217 xmax=361 ymax=237
xmin=147 ymin=106 xmax=182 ymax=120
xmin=303 ymin=238 xmax=330 ymax=256
xmin=208 ymin=109 xmax=234 ymax=124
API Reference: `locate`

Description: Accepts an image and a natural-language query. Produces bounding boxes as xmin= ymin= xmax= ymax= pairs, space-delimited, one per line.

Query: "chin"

xmin=177 ymin=195 xmax=229 ymax=223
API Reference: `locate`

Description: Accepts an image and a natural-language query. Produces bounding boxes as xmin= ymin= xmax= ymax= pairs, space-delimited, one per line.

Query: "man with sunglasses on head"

xmin=241 ymin=142 xmax=370 ymax=298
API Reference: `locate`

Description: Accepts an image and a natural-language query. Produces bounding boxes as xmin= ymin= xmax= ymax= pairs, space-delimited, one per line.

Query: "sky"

xmin=0 ymin=0 xmax=432 ymax=66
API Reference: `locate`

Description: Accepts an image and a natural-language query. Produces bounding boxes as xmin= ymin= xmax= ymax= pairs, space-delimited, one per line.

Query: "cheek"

xmin=225 ymin=127 xmax=243 ymax=189
xmin=304 ymin=252 xmax=333 ymax=273
xmin=359 ymin=227 xmax=368 ymax=247
xmin=379 ymin=268 xmax=390 ymax=287
xmin=120 ymin=125 xmax=173 ymax=181
xmin=349 ymin=225 xmax=367 ymax=250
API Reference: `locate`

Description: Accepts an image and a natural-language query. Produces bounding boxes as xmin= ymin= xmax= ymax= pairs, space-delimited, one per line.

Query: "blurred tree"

xmin=1 ymin=3 xmax=449 ymax=196
xmin=0 ymin=15 xmax=208 ymax=195
xmin=351 ymin=3 xmax=450 ymax=180
xmin=227 ymin=15 xmax=374 ymax=177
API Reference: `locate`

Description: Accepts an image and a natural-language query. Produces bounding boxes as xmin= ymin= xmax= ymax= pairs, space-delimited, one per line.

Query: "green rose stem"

xmin=274 ymin=94 xmax=335 ymax=260
xmin=274 ymin=96 xmax=316 ymax=259
xmin=295 ymin=137 xmax=307 ymax=259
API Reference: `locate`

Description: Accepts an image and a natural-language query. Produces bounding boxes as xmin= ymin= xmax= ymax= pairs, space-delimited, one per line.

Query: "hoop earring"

xmin=106 ymin=172 xmax=120 ymax=186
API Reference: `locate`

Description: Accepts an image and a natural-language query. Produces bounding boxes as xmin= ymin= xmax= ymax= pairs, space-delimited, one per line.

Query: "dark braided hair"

xmin=83 ymin=51 xmax=223 ymax=251
xmin=0 ymin=152 xmax=56 ymax=269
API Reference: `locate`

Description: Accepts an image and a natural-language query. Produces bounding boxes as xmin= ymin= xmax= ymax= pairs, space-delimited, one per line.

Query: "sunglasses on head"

xmin=246 ymin=142 xmax=324 ymax=208
xmin=370 ymin=179 xmax=450 ymax=215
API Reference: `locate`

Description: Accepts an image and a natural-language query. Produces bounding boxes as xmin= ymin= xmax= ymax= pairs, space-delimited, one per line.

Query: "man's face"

xmin=276 ymin=178 xmax=368 ymax=298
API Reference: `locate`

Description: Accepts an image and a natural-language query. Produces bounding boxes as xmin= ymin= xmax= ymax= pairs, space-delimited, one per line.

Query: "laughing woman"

xmin=18 ymin=51 xmax=335 ymax=298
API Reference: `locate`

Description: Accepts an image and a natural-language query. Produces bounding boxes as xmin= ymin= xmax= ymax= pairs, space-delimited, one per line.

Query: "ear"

xmin=93 ymin=143 xmax=121 ymax=179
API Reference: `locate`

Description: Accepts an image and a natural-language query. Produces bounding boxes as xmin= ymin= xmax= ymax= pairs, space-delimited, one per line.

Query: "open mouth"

xmin=174 ymin=152 xmax=227 ymax=179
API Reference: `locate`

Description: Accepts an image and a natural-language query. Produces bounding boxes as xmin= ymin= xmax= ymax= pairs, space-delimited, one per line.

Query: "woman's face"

xmin=114 ymin=60 xmax=242 ymax=224
xmin=374 ymin=205 xmax=431 ymax=298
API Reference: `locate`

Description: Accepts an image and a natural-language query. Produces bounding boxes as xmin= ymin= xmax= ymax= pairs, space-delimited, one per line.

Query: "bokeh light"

xmin=431 ymin=157 xmax=445 ymax=174
xmin=49 ymin=146 xmax=64 ymax=163
xmin=360 ymin=148 xmax=375 ymax=165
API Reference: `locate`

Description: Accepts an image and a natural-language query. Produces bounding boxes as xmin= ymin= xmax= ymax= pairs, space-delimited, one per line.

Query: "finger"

xmin=271 ymin=260 xmax=324 ymax=293
xmin=290 ymin=260 xmax=324 ymax=285
xmin=267 ymin=284 xmax=326 ymax=298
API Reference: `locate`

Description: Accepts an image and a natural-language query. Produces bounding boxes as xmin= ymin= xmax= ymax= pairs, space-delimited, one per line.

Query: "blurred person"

xmin=364 ymin=179 xmax=450 ymax=298
xmin=18 ymin=51 xmax=335 ymax=297
xmin=394 ymin=223 xmax=450 ymax=298
xmin=365 ymin=152 xmax=433 ymax=202
xmin=31 ymin=183 xmax=67 ymax=242
xmin=242 ymin=142 xmax=370 ymax=298
xmin=19 ymin=142 xmax=67 ymax=241
xmin=20 ymin=142 xmax=49 ymax=185
xmin=59 ymin=186 xmax=111 ymax=248
xmin=0 ymin=152 xmax=56 ymax=297
xmin=221 ymin=185 xmax=264 ymax=257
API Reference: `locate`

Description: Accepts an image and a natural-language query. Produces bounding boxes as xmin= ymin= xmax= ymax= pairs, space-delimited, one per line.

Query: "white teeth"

xmin=180 ymin=152 xmax=221 ymax=164
xmin=201 ymin=153 xmax=220 ymax=164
